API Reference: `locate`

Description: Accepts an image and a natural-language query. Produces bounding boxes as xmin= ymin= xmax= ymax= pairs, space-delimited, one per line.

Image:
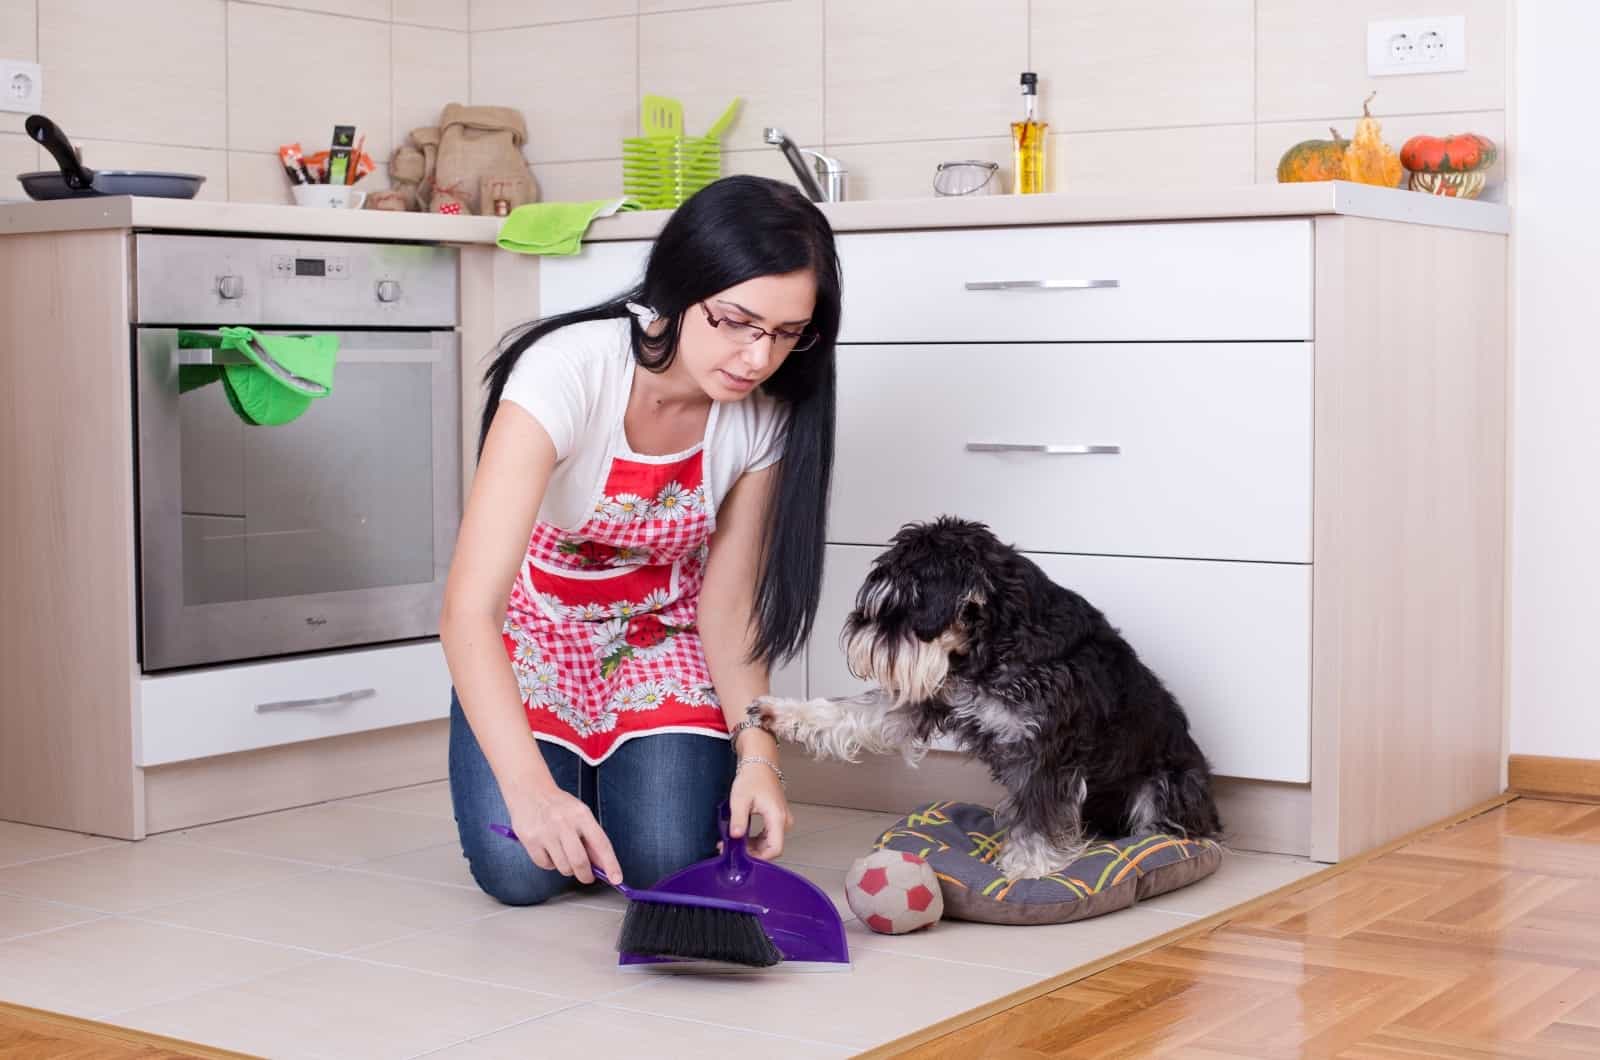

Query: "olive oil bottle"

xmin=1011 ymin=71 xmax=1048 ymax=194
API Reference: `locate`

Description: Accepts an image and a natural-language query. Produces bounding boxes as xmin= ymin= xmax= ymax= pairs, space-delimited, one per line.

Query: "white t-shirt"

xmin=499 ymin=317 xmax=790 ymax=530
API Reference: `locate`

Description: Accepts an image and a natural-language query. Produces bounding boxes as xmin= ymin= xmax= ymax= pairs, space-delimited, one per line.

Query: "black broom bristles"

xmin=617 ymin=900 xmax=783 ymax=968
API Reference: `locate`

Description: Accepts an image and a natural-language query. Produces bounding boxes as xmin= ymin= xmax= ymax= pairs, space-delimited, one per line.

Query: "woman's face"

xmin=676 ymin=268 xmax=818 ymax=402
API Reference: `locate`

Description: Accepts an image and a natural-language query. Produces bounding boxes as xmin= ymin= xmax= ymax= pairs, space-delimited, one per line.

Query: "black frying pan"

xmin=17 ymin=115 xmax=206 ymax=201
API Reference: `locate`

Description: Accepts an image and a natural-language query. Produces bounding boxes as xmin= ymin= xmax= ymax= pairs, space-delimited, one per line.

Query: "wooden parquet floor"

xmin=900 ymin=798 xmax=1600 ymax=1059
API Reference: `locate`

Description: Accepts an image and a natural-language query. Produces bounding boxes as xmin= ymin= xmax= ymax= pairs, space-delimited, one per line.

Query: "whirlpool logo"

xmin=305 ymin=616 xmax=328 ymax=627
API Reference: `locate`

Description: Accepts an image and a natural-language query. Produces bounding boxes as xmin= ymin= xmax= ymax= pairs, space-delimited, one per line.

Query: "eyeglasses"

xmin=700 ymin=303 xmax=819 ymax=352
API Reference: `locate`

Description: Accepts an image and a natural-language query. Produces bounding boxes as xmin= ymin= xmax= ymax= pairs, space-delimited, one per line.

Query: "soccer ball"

xmin=845 ymin=849 xmax=944 ymax=934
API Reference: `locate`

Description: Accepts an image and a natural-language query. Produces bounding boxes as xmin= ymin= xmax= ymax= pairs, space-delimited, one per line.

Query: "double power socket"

xmin=1367 ymin=16 xmax=1467 ymax=77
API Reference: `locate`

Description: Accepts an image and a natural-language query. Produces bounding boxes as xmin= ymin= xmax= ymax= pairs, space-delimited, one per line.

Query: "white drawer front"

xmin=138 ymin=642 xmax=451 ymax=766
xmin=808 ymin=545 xmax=1310 ymax=783
xmin=837 ymin=220 xmax=1312 ymax=343
xmin=538 ymin=240 xmax=652 ymax=317
xmin=831 ymin=343 xmax=1312 ymax=562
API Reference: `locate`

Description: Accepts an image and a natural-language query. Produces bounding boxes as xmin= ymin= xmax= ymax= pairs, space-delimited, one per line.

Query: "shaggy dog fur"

xmin=756 ymin=517 xmax=1223 ymax=879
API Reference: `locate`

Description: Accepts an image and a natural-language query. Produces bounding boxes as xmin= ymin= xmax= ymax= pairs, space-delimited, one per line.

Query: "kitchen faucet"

xmin=763 ymin=127 xmax=846 ymax=203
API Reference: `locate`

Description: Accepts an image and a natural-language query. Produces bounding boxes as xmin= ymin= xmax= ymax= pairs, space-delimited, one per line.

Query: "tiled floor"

xmin=0 ymin=790 xmax=1322 ymax=1059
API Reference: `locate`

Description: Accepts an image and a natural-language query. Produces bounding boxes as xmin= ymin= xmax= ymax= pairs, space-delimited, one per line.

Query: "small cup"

xmin=291 ymin=184 xmax=367 ymax=209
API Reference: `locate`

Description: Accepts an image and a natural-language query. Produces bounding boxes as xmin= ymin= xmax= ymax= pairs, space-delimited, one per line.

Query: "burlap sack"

xmin=430 ymin=104 xmax=539 ymax=215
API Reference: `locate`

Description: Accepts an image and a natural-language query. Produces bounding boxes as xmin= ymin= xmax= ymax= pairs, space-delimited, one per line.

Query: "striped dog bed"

xmin=873 ymin=801 xmax=1223 ymax=925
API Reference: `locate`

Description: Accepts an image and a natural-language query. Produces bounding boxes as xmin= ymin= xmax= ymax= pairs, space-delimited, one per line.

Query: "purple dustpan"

xmin=619 ymin=801 xmax=851 ymax=972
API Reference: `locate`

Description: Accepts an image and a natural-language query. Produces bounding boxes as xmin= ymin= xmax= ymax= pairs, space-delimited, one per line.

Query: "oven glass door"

xmin=136 ymin=328 xmax=460 ymax=671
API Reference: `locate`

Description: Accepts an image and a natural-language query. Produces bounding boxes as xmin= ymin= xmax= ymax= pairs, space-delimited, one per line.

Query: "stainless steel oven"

xmin=133 ymin=233 xmax=460 ymax=672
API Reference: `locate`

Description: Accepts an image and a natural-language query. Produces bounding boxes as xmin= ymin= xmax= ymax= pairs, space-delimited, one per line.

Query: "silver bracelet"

xmin=736 ymin=755 xmax=785 ymax=789
xmin=729 ymin=715 xmax=770 ymax=744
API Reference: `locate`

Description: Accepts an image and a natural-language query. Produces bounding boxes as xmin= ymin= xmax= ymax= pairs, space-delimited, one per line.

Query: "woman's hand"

xmin=729 ymin=744 xmax=792 ymax=861
xmin=508 ymin=785 xmax=622 ymax=885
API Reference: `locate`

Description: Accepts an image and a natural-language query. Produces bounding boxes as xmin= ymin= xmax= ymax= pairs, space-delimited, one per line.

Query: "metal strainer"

xmin=933 ymin=160 xmax=999 ymax=196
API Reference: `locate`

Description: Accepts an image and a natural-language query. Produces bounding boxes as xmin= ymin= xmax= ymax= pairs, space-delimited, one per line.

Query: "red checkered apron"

xmin=501 ymin=443 xmax=727 ymax=764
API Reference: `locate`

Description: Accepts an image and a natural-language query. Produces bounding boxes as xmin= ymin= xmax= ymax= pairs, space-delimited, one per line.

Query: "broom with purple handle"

xmin=488 ymin=823 xmax=783 ymax=967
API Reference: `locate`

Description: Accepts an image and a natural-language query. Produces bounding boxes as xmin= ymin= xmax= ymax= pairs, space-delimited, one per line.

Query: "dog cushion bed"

xmin=873 ymin=801 xmax=1223 ymax=926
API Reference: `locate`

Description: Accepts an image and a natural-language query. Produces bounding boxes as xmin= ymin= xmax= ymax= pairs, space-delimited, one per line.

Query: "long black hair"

xmin=478 ymin=175 xmax=841 ymax=668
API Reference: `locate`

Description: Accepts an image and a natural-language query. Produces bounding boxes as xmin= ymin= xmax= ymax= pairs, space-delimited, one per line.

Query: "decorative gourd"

xmin=1344 ymin=92 xmax=1404 ymax=189
xmin=1277 ymin=128 xmax=1349 ymax=183
xmin=1400 ymin=133 xmax=1497 ymax=198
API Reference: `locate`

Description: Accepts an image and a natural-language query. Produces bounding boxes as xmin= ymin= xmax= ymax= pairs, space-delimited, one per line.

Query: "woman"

xmin=440 ymin=176 xmax=840 ymax=904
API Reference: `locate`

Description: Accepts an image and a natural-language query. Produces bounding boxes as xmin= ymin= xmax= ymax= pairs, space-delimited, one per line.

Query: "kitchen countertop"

xmin=0 ymin=181 xmax=1508 ymax=243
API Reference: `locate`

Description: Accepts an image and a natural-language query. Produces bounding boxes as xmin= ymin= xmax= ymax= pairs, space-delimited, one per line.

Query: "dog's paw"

xmin=995 ymin=832 xmax=1081 ymax=880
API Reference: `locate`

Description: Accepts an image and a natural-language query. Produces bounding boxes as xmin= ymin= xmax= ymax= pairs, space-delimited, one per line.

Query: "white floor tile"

xmin=0 ymin=917 xmax=314 ymax=1019
xmin=171 ymin=801 xmax=457 ymax=867
xmin=118 ymin=957 xmax=567 ymax=1060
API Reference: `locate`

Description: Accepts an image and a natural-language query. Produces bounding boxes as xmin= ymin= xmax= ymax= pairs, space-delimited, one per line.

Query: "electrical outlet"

xmin=1368 ymin=16 xmax=1466 ymax=77
xmin=0 ymin=59 xmax=43 ymax=114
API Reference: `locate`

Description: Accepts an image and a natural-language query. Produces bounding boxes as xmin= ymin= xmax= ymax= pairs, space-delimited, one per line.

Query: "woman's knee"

xmin=462 ymin=839 xmax=572 ymax=906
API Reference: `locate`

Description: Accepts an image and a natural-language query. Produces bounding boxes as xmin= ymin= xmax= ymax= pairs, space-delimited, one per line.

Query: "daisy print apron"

xmin=501 ymin=409 xmax=728 ymax=764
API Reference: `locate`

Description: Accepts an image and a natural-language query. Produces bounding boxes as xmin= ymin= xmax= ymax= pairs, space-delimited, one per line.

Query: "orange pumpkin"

xmin=1400 ymin=133 xmax=1497 ymax=173
xmin=1277 ymin=128 xmax=1349 ymax=183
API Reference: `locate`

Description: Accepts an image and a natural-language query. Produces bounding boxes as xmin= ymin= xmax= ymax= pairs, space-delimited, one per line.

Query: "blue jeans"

xmin=448 ymin=692 xmax=734 ymax=906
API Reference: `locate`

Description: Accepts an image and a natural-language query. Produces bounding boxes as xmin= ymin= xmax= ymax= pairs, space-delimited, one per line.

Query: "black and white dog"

xmin=756 ymin=517 xmax=1223 ymax=879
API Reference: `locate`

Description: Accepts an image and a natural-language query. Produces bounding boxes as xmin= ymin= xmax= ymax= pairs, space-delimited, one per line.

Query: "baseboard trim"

xmin=143 ymin=719 xmax=448 ymax=834
xmin=1508 ymin=754 xmax=1600 ymax=800
xmin=0 ymin=999 xmax=253 ymax=1059
xmin=787 ymin=753 xmax=1315 ymax=858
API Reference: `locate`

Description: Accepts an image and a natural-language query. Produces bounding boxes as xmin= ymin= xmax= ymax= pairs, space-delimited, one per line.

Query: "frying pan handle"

xmin=26 ymin=115 xmax=95 ymax=191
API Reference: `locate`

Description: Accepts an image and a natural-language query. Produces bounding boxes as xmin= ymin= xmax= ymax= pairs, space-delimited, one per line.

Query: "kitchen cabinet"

xmin=538 ymin=201 xmax=1508 ymax=861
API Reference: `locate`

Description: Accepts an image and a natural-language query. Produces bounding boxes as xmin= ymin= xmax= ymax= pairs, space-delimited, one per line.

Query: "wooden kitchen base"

xmin=143 ymin=719 xmax=448 ymax=834
xmin=787 ymin=753 xmax=1316 ymax=858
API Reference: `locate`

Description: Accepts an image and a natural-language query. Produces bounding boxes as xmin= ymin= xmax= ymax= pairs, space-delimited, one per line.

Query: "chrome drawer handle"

xmin=255 ymin=688 xmax=377 ymax=713
xmin=963 ymin=279 xmax=1119 ymax=291
xmin=966 ymin=443 xmax=1121 ymax=455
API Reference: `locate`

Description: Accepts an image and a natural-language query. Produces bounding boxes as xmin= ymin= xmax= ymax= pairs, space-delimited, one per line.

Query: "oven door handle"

xmin=254 ymin=688 xmax=377 ymax=713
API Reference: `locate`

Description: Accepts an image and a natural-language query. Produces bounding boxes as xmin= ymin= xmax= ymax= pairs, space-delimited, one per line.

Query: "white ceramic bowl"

xmin=291 ymin=184 xmax=367 ymax=209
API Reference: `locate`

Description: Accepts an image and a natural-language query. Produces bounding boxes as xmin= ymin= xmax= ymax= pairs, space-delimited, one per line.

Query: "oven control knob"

xmin=215 ymin=274 xmax=245 ymax=300
xmin=375 ymin=279 xmax=402 ymax=303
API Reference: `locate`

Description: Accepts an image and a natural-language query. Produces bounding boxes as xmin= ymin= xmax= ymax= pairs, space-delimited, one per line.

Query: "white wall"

xmin=1509 ymin=0 xmax=1600 ymax=757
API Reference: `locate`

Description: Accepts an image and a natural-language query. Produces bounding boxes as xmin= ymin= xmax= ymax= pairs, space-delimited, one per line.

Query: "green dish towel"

xmin=178 ymin=328 xmax=337 ymax=426
xmin=497 ymin=197 xmax=642 ymax=256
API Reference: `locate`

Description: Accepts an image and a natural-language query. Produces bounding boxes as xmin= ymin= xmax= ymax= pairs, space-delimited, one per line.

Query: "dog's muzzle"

xmin=843 ymin=623 xmax=959 ymax=707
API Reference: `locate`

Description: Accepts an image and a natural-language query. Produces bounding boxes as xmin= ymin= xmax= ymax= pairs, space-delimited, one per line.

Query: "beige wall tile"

xmin=228 ymin=151 xmax=295 ymax=204
xmin=228 ymin=3 xmax=391 ymax=158
xmin=472 ymin=0 xmax=635 ymax=31
xmin=723 ymin=143 xmax=823 ymax=190
xmin=0 ymin=133 xmax=38 ymax=199
xmin=532 ymin=157 xmax=624 ymax=201
xmin=472 ymin=17 xmax=636 ymax=163
xmin=640 ymin=0 xmax=821 ymax=152
xmin=1055 ymin=123 xmax=1255 ymax=194
xmin=70 ymin=139 xmax=229 ymax=201
xmin=0 ymin=0 xmax=35 ymax=134
xmin=825 ymin=0 xmax=1026 ymax=144
xmin=229 ymin=150 xmax=389 ymax=203
xmin=394 ymin=23 xmax=468 ymax=140
xmin=0 ymin=0 xmax=35 ymax=59
xmin=1258 ymin=0 xmax=1509 ymax=122
xmin=37 ymin=0 xmax=226 ymax=147
xmin=1256 ymin=108 xmax=1506 ymax=201
xmin=395 ymin=0 xmax=469 ymax=30
xmin=243 ymin=0 xmax=391 ymax=19
xmin=826 ymin=137 xmax=1011 ymax=202
xmin=1032 ymin=0 xmax=1254 ymax=132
